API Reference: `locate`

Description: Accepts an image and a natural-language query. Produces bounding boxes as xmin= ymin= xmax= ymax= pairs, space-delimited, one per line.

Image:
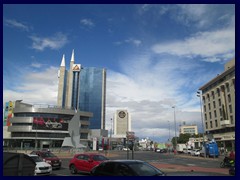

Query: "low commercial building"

xmin=3 ymin=100 xmax=93 ymax=149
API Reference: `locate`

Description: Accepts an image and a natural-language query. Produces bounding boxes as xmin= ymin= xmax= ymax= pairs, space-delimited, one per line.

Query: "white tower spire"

xmin=71 ymin=49 xmax=74 ymax=62
xmin=60 ymin=54 xmax=65 ymax=66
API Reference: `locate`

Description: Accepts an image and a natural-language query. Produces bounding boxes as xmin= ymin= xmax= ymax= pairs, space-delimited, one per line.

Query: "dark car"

xmin=30 ymin=151 xmax=62 ymax=169
xmin=69 ymin=153 xmax=109 ymax=174
xmin=90 ymin=160 xmax=166 ymax=176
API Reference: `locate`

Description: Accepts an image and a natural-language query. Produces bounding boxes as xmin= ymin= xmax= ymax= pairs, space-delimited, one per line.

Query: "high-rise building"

xmin=113 ymin=110 xmax=131 ymax=138
xmin=57 ymin=50 xmax=106 ymax=130
xmin=199 ymin=58 xmax=235 ymax=151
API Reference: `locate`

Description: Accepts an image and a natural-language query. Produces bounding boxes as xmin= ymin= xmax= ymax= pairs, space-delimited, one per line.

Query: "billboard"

xmin=4 ymin=101 xmax=14 ymax=127
xmin=32 ymin=117 xmax=68 ymax=131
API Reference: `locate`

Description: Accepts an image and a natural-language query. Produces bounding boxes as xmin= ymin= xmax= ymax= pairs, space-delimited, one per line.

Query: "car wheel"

xmin=70 ymin=165 xmax=77 ymax=174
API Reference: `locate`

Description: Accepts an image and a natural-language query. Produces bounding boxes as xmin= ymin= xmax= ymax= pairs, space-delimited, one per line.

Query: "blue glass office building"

xmin=79 ymin=68 xmax=106 ymax=129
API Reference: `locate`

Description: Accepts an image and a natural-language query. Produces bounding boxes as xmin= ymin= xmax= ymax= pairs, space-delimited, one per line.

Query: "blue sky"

xmin=3 ymin=4 xmax=235 ymax=142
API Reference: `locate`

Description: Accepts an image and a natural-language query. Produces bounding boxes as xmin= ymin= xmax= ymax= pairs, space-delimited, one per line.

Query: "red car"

xmin=69 ymin=153 xmax=108 ymax=174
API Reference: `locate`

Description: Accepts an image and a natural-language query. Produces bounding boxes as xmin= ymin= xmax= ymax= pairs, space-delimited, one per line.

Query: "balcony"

xmin=220 ymin=120 xmax=230 ymax=126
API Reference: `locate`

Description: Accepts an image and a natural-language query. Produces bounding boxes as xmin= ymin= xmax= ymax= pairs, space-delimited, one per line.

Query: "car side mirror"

xmin=88 ymin=159 xmax=93 ymax=163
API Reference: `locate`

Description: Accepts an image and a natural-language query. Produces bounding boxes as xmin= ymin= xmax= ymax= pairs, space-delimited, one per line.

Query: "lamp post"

xmin=168 ymin=121 xmax=170 ymax=141
xmin=197 ymin=91 xmax=206 ymax=158
xmin=172 ymin=106 xmax=177 ymax=149
xmin=110 ymin=118 xmax=113 ymax=150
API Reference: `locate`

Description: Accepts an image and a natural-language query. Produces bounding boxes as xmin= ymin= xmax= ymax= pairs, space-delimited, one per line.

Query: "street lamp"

xmin=110 ymin=118 xmax=113 ymax=150
xmin=197 ymin=91 xmax=206 ymax=158
xmin=168 ymin=120 xmax=171 ymax=154
xmin=172 ymin=106 xmax=177 ymax=149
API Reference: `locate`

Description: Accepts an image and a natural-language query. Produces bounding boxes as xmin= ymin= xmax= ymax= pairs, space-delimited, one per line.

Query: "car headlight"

xmin=46 ymin=160 xmax=52 ymax=164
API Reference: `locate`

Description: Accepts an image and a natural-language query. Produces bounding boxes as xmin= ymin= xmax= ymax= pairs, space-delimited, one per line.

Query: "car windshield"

xmin=92 ymin=155 xmax=108 ymax=161
xmin=128 ymin=162 xmax=164 ymax=176
xmin=41 ymin=152 xmax=57 ymax=158
xmin=31 ymin=156 xmax=43 ymax=162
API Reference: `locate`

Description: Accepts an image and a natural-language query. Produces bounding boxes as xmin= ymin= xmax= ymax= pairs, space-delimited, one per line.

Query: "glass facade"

xmin=78 ymin=68 xmax=106 ymax=129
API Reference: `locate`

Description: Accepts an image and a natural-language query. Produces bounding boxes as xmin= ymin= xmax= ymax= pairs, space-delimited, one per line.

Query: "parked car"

xmin=183 ymin=148 xmax=192 ymax=154
xmin=30 ymin=151 xmax=61 ymax=169
xmin=122 ymin=147 xmax=130 ymax=151
xmin=69 ymin=153 xmax=109 ymax=174
xmin=190 ymin=149 xmax=200 ymax=156
xmin=90 ymin=160 xmax=166 ymax=176
xmin=28 ymin=154 xmax=52 ymax=176
xmin=98 ymin=146 xmax=103 ymax=151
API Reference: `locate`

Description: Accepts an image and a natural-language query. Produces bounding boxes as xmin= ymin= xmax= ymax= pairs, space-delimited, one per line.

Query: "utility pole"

xmin=172 ymin=106 xmax=177 ymax=149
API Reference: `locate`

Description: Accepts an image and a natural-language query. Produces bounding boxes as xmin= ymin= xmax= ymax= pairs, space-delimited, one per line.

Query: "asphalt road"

xmin=51 ymin=150 xmax=230 ymax=176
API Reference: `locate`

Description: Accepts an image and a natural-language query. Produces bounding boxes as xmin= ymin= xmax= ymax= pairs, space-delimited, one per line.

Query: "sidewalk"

xmin=150 ymin=162 xmax=229 ymax=175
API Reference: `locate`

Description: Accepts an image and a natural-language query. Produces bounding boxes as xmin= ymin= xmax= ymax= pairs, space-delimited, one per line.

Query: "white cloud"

xmin=3 ymin=67 xmax=58 ymax=105
xmin=4 ymin=19 xmax=30 ymax=31
xmin=152 ymin=27 xmax=235 ymax=62
xmin=31 ymin=62 xmax=43 ymax=68
xmin=105 ymin=53 xmax=207 ymax=140
xmin=29 ymin=32 xmax=68 ymax=51
xmin=80 ymin=18 xmax=95 ymax=27
xmin=114 ymin=38 xmax=142 ymax=47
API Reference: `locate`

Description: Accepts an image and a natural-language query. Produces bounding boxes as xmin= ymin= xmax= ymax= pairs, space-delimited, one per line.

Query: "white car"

xmin=28 ymin=154 xmax=52 ymax=176
xmin=122 ymin=147 xmax=130 ymax=151
xmin=190 ymin=149 xmax=200 ymax=156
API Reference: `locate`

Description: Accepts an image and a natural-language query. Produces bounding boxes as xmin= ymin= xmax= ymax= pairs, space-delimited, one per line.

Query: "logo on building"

xmin=72 ymin=64 xmax=81 ymax=71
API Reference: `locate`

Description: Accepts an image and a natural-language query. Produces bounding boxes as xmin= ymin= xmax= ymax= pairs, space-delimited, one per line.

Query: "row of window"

xmin=204 ymin=104 xmax=233 ymax=120
xmin=205 ymin=115 xmax=234 ymax=130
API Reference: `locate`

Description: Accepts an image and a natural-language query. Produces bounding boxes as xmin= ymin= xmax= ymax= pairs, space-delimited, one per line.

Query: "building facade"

xmin=199 ymin=58 xmax=235 ymax=151
xmin=57 ymin=50 xmax=106 ymax=130
xmin=3 ymin=100 xmax=92 ymax=149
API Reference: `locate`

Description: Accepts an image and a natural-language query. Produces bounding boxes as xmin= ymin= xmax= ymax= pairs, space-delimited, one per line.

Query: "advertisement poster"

xmin=32 ymin=117 xmax=68 ymax=131
xmin=4 ymin=101 xmax=14 ymax=127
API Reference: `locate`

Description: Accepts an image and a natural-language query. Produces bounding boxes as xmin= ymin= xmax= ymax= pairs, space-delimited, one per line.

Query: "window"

xmin=208 ymin=103 xmax=211 ymax=110
xmin=213 ymin=101 xmax=216 ymax=108
xmin=205 ymin=122 xmax=208 ymax=129
xmin=204 ymin=105 xmax=206 ymax=112
xmin=218 ymin=99 xmax=221 ymax=106
xmin=205 ymin=114 xmax=207 ymax=121
xmin=217 ymin=88 xmax=220 ymax=97
xmin=212 ymin=91 xmax=215 ymax=99
xmin=230 ymin=116 xmax=234 ymax=124
xmin=229 ymin=105 xmax=232 ymax=113
xmin=215 ymin=120 xmax=218 ymax=127
xmin=214 ymin=110 xmax=217 ymax=118
xmin=228 ymin=94 xmax=231 ymax=103
xmin=210 ymin=121 xmax=213 ymax=128
xmin=219 ymin=108 xmax=222 ymax=116
xmin=226 ymin=83 xmax=230 ymax=92
xmin=209 ymin=112 xmax=212 ymax=119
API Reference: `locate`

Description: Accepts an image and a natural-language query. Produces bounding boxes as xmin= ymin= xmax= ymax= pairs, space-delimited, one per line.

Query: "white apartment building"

xmin=199 ymin=58 xmax=235 ymax=151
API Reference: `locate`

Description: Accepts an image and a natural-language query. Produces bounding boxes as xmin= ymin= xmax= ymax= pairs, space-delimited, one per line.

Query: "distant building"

xmin=179 ymin=125 xmax=198 ymax=135
xmin=199 ymin=58 xmax=235 ymax=151
xmin=57 ymin=50 xmax=106 ymax=130
xmin=113 ymin=110 xmax=131 ymax=138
